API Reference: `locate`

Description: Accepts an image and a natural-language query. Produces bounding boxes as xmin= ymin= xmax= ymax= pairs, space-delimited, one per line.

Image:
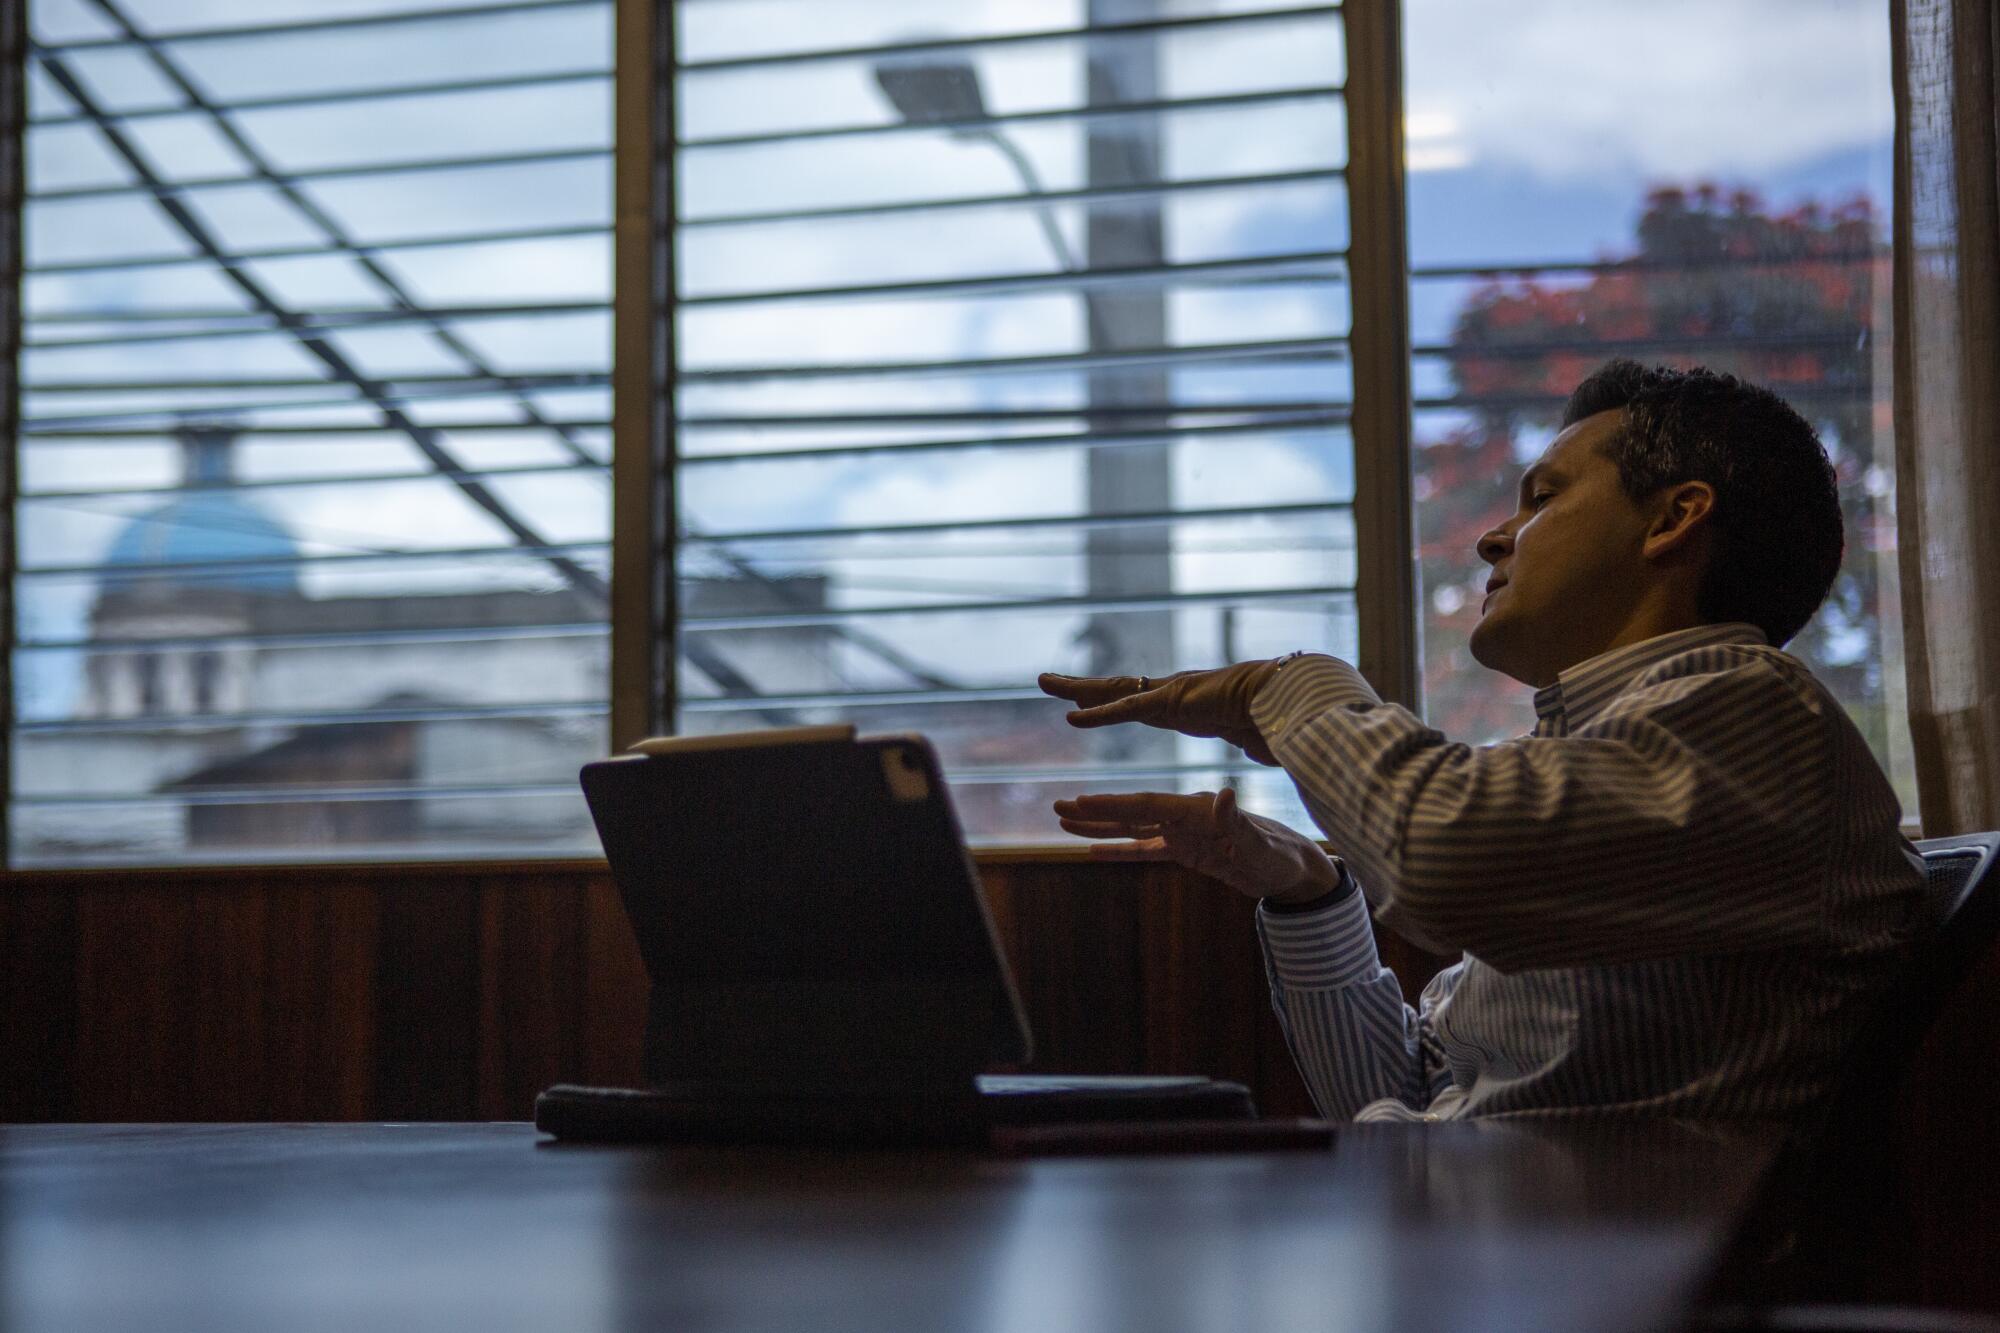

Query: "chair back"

xmin=1721 ymin=831 xmax=2000 ymax=1302
xmin=1829 ymin=831 xmax=2000 ymax=1128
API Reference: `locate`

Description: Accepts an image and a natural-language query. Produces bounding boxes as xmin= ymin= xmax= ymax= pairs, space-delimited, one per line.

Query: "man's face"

xmin=1468 ymin=410 xmax=1659 ymax=687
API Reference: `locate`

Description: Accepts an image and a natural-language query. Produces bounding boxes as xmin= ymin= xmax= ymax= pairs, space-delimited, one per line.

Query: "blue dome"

xmin=103 ymin=489 xmax=302 ymax=593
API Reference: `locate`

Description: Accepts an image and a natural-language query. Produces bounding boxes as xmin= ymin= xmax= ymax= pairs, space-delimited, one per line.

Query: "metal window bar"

xmin=17 ymin=417 xmax=1349 ymax=492
xmin=1407 ymin=250 xmax=1888 ymax=279
xmin=25 ymin=420 xmax=610 ymax=438
xmin=27 ymin=398 xmax=1351 ymax=434
xmin=27 ymin=303 xmax=610 ymax=350
xmin=19 ymin=697 xmax=607 ymax=735
xmin=22 ymin=459 xmax=606 ymax=500
xmin=18 ymin=621 xmax=607 ymax=654
xmin=27 ymin=222 xmax=610 ymax=276
xmin=19 ymin=539 xmax=610 ymax=580
xmin=682 ymin=585 xmax=1356 ymax=633
xmin=29 ymin=372 xmax=610 ymax=392
xmin=15 ymin=782 xmax=591 ymax=806
xmin=1 ymin=0 xmax=25 ymax=867
xmin=49 ymin=303 xmax=1763 ymax=363
xmin=672 ymin=5 xmax=1342 ymax=74
xmin=673 ymin=412 xmax=1354 ymax=464
xmin=678 ymin=85 xmax=1342 ymax=152
xmin=674 ymin=337 xmax=1348 ymax=385
xmin=18 ymin=498 xmax=1349 ymax=578
xmin=24 ymin=377 xmax=1873 ymax=427
xmin=33 ymin=0 xmax=600 ymax=52
xmin=30 ymin=66 xmax=610 ymax=128
xmin=26 ymin=325 xmax=1355 ymax=389
xmin=25 ymin=248 xmax=1344 ymax=318
xmin=676 ymin=167 xmax=1347 ymax=230
xmin=32 ymin=145 xmax=611 ymax=204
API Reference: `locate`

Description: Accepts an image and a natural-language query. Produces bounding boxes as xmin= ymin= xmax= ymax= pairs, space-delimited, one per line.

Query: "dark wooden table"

xmin=0 ymin=1120 xmax=1779 ymax=1332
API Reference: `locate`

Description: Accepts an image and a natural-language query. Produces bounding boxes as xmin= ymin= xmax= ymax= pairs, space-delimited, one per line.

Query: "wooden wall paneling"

xmin=1135 ymin=866 xmax=1320 ymax=1117
xmin=0 ymin=882 xmax=78 ymax=1120
xmin=189 ymin=878 xmax=275 ymax=1119
xmin=260 ymin=878 xmax=378 ymax=1122
xmin=978 ymin=860 xmax=1146 ymax=1076
xmin=7 ymin=860 xmax=1446 ymax=1125
xmin=69 ymin=878 xmax=163 ymax=1119
xmin=69 ymin=877 xmax=270 ymax=1120
xmin=579 ymin=874 xmax=648 ymax=1090
xmin=475 ymin=873 xmax=589 ymax=1119
xmin=371 ymin=876 xmax=481 ymax=1120
xmin=1137 ymin=868 xmax=1279 ymax=1097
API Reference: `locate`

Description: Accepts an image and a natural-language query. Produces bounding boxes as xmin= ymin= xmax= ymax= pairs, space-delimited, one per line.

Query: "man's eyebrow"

xmin=1517 ymin=463 xmax=1565 ymax=502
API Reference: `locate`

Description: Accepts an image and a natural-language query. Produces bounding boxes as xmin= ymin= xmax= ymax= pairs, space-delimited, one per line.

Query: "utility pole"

xmin=1080 ymin=0 xmax=1175 ymax=767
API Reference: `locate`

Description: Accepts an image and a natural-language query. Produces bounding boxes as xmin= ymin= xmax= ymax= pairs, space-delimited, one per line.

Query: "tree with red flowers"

xmin=1417 ymin=184 xmax=1899 ymax=762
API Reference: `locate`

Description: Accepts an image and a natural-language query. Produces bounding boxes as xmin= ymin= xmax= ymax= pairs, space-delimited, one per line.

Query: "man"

xmin=1040 ymin=359 xmax=1925 ymax=1122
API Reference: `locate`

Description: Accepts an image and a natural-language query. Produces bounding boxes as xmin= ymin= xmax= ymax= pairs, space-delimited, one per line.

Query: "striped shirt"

xmin=1249 ymin=623 xmax=1926 ymax=1122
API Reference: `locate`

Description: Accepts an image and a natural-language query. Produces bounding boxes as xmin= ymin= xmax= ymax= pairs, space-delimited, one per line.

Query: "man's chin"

xmin=1468 ymin=614 xmax=1499 ymax=666
xmin=1468 ymin=615 xmax=1523 ymax=681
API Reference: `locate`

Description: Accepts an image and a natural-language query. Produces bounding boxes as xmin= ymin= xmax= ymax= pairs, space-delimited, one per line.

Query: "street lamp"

xmin=872 ymin=34 xmax=1177 ymax=767
xmin=872 ymin=54 xmax=1081 ymax=274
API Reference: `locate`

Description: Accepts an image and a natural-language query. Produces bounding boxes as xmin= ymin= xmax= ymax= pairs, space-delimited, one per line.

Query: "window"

xmin=655 ymin=0 xmax=1399 ymax=843
xmin=9 ymin=0 xmax=616 ymax=864
xmin=4 ymin=0 xmax=1912 ymax=866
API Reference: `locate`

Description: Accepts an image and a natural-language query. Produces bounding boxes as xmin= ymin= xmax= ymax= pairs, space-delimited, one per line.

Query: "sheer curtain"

xmin=1891 ymin=0 xmax=2000 ymax=836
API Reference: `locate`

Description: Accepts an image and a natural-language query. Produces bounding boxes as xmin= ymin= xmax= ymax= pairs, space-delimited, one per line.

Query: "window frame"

xmin=1 ymin=0 xmax=22 ymax=868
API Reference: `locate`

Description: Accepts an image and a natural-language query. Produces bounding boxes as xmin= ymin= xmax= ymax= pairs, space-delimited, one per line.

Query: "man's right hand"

xmin=1051 ymin=787 xmax=1347 ymax=905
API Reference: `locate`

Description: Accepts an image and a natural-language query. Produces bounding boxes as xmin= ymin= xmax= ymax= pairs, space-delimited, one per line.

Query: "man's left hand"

xmin=1052 ymin=787 xmax=1344 ymax=904
xmin=1037 ymin=659 xmax=1286 ymax=765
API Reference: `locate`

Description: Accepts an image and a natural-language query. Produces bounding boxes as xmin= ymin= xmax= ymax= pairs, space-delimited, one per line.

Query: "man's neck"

xmin=1599 ymin=609 xmax=1709 ymax=659
xmin=1529 ymin=606 xmax=1709 ymax=688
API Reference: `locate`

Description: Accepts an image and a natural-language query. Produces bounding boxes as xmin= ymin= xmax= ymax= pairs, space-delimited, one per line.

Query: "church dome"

xmin=100 ymin=430 xmax=301 ymax=594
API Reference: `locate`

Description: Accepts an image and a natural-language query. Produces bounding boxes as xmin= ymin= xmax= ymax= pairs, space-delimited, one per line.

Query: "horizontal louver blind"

xmin=669 ymin=0 xmax=1357 ymax=842
xmin=12 ymin=0 xmax=615 ymax=864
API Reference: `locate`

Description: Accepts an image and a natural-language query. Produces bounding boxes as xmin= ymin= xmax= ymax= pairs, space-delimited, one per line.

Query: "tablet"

xmin=580 ymin=725 xmax=1033 ymax=1091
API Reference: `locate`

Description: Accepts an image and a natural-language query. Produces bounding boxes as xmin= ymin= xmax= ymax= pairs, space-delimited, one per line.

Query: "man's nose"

xmin=1477 ymin=525 xmax=1512 ymax=567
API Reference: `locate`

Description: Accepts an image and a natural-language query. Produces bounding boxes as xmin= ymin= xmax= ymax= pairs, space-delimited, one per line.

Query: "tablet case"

xmin=535 ymin=1076 xmax=1259 ymax=1148
xmin=544 ymin=725 xmax=1262 ymax=1147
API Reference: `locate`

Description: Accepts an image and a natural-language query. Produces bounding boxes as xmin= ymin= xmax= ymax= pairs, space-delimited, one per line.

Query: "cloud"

xmin=1404 ymin=0 xmax=1892 ymax=181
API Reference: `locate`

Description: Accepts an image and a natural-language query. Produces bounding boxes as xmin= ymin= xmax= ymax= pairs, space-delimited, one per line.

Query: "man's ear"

xmin=1642 ymin=481 xmax=1716 ymax=562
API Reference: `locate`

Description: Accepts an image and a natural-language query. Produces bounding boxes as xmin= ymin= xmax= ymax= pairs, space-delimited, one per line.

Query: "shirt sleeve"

xmin=1255 ymin=883 xmax=1437 ymax=1119
xmin=1249 ymin=650 xmax=1835 ymax=974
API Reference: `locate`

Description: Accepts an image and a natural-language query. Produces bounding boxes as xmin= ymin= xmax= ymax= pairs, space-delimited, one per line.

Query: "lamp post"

xmin=874 ymin=11 xmax=1176 ymax=769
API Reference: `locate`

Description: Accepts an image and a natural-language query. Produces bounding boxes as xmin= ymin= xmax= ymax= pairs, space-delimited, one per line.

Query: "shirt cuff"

xmin=1255 ymin=879 xmax=1381 ymax=990
xmin=1250 ymin=653 xmax=1383 ymax=751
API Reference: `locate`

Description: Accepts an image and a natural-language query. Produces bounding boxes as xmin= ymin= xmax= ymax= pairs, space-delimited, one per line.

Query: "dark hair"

xmin=1561 ymin=358 xmax=1843 ymax=647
